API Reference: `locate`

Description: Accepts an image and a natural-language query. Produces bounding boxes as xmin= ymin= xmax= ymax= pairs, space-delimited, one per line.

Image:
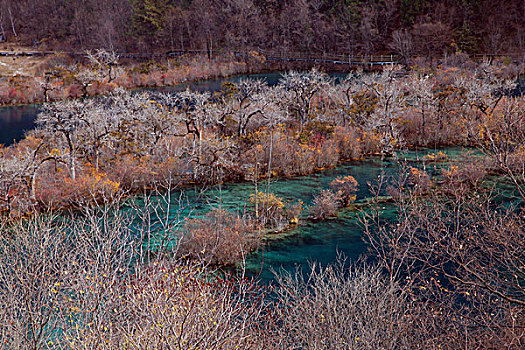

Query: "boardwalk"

xmin=0 ymin=49 xmax=523 ymax=68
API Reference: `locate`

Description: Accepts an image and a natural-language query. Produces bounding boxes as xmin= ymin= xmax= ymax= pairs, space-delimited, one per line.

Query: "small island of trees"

xmin=0 ymin=1 xmax=524 ymax=348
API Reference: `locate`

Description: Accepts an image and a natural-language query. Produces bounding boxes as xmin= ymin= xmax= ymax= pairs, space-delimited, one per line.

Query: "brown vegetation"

xmin=178 ymin=209 xmax=259 ymax=266
xmin=2 ymin=58 xmax=525 ymax=348
xmin=0 ymin=1 xmax=524 ymax=59
xmin=1 ymin=61 xmax=524 ymax=218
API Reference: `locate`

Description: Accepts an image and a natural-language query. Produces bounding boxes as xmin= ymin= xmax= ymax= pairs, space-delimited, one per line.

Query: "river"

xmin=0 ymin=72 xmax=456 ymax=282
xmin=145 ymin=148 xmax=458 ymax=282
xmin=0 ymin=72 xmax=345 ymax=146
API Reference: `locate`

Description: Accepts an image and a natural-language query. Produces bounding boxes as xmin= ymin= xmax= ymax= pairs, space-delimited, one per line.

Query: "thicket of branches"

xmin=362 ymin=163 xmax=525 ymax=347
xmin=1 ymin=59 xmax=525 ymax=348
xmin=2 ymin=60 xmax=523 ymax=216
xmin=3 ymin=190 xmax=522 ymax=348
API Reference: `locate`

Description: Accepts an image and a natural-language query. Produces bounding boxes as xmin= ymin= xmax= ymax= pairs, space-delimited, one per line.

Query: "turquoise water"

xmin=154 ymin=148 xmax=461 ymax=282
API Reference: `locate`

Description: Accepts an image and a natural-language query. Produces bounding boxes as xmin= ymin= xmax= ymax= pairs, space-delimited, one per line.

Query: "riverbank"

xmin=0 ymin=52 xmax=263 ymax=106
xmin=1 ymin=61 xmax=524 ymax=348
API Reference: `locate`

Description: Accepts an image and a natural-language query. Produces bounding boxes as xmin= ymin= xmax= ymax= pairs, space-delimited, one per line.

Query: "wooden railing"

xmin=0 ymin=48 xmax=522 ymax=66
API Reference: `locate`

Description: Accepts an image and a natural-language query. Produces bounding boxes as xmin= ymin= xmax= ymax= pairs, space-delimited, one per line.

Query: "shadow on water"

xmin=0 ymin=104 xmax=40 ymax=146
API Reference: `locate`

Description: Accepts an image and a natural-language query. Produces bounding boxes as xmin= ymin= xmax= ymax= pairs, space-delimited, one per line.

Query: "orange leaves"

xmin=60 ymin=165 xmax=120 ymax=201
xmin=249 ymin=191 xmax=285 ymax=211
xmin=77 ymin=166 xmax=120 ymax=196
xmin=36 ymin=164 xmax=120 ymax=209
xmin=330 ymin=175 xmax=359 ymax=206
xmin=422 ymin=151 xmax=448 ymax=162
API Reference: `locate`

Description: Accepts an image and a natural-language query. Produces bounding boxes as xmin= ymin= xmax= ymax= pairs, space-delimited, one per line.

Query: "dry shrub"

xmin=0 ymin=205 xmax=274 ymax=349
xmin=110 ymin=154 xmax=157 ymax=190
xmin=72 ymin=260 xmax=273 ymax=349
xmin=408 ymin=167 xmax=431 ymax=194
xmin=288 ymin=143 xmax=316 ymax=175
xmin=69 ymin=166 xmax=120 ymax=201
xmin=313 ymin=139 xmax=340 ymax=169
xmin=178 ymin=209 xmax=260 ymax=266
xmin=360 ymin=130 xmax=382 ymax=154
xmin=247 ymin=130 xmax=340 ymax=178
xmin=36 ymin=165 xmax=119 ymax=209
xmin=283 ymin=200 xmax=303 ymax=224
xmin=249 ymin=191 xmax=285 ymax=226
xmin=398 ymin=108 xmax=424 ymax=145
xmin=367 ymin=188 xmax=525 ymax=349
xmin=441 ymin=157 xmax=488 ymax=195
xmin=333 ymin=125 xmax=363 ymax=160
xmin=0 ymin=204 xmax=141 ymax=349
xmin=330 ymin=175 xmax=358 ymax=206
xmin=422 ymin=151 xmax=448 ymax=162
xmin=249 ymin=192 xmax=303 ymax=228
xmin=274 ymin=260 xmax=424 ymax=349
xmin=443 ymin=52 xmax=475 ymax=69
xmin=508 ymin=146 xmax=525 ymax=172
xmin=309 ymin=189 xmax=341 ymax=219
xmin=261 ymin=132 xmax=313 ymax=176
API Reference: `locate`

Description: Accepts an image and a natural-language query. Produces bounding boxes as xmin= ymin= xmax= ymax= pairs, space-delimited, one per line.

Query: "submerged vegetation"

xmin=1 ymin=56 xmax=525 ymax=348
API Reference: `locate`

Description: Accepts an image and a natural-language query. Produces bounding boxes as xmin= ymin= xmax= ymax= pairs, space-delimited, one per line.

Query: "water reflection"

xmin=0 ymin=104 xmax=40 ymax=146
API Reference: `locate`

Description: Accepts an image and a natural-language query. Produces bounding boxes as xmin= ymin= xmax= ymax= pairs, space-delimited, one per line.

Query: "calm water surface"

xmin=0 ymin=72 xmax=345 ymax=146
xmin=0 ymin=104 xmax=40 ymax=145
xmin=157 ymin=148 xmax=460 ymax=282
xmin=1 ymin=72 xmax=457 ymax=283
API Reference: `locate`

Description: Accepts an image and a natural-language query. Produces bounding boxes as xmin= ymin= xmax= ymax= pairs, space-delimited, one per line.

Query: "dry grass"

xmin=0 ymin=45 xmax=51 ymax=77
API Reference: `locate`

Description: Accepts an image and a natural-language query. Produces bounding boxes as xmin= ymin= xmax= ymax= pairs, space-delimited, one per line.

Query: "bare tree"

xmin=389 ymin=29 xmax=412 ymax=65
xmin=85 ymin=49 xmax=120 ymax=83
xmin=36 ymin=100 xmax=88 ymax=181
xmin=279 ymin=69 xmax=330 ymax=129
xmin=274 ymin=258 xmax=428 ymax=349
xmin=364 ymin=162 xmax=525 ymax=348
xmin=162 ymin=89 xmax=212 ymax=159
xmin=363 ymin=67 xmax=406 ymax=154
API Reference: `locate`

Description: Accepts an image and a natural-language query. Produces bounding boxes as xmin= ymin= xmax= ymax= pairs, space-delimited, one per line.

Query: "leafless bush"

xmin=0 ymin=180 xmax=278 ymax=349
xmin=441 ymin=158 xmax=489 ymax=196
xmin=333 ymin=125 xmax=364 ymax=160
xmin=69 ymin=260 xmax=274 ymax=349
xmin=273 ymin=258 xmax=426 ymax=349
xmin=283 ymin=199 xmax=303 ymax=224
xmin=474 ymin=96 xmax=525 ymax=198
xmin=407 ymin=167 xmax=431 ymax=195
xmin=308 ymin=189 xmax=341 ymax=219
xmin=365 ymin=173 xmax=525 ymax=349
xmin=249 ymin=191 xmax=287 ymax=228
xmin=0 ymin=202 xmax=142 ymax=349
xmin=178 ymin=208 xmax=260 ymax=266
